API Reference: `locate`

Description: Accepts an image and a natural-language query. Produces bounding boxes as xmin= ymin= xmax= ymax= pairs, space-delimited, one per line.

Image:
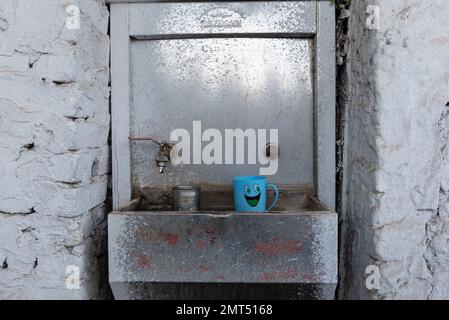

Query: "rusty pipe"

xmin=128 ymin=136 xmax=163 ymax=145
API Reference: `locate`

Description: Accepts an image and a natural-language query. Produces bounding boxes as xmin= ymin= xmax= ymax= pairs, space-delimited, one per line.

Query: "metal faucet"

xmin=155 ymin=143 xmax=172 ymax=173
xmin=129 ymin=136 xmax=174 ymax=173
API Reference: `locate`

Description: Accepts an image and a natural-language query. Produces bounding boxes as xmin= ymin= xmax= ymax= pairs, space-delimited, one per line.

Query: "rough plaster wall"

xmin=341 ymin=0 xmax=449 ymax=299
xmin=0 ymin=0 xmax=110 ymax=299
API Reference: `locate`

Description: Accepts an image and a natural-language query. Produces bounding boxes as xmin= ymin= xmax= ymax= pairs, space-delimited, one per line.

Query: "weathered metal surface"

xmin=128 ymin=2 xmax=316 ymax=38
xmin=109 ymin=0 xmax=337 ymax=300
xmin=109 ymin=194 xmax=337 ymax=299
xmin=111 ymin=0 xmax=336 ymax=210
xmin=130 ymin=37 xmax=314 ymax=190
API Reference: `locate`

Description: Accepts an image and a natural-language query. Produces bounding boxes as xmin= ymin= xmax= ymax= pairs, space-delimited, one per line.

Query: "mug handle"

xmin=266 ymin=184 xmax=280 ymax=211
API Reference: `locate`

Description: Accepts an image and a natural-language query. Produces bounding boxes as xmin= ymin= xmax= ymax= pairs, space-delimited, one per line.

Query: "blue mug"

xmin=233 ymin=176 xmax=280 ymax=212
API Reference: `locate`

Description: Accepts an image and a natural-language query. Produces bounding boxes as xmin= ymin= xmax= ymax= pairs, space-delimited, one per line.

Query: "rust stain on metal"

xmin=257 ymin=269 xmax=298 ymax=281
xmin=178 ymin=266 xmax=191 ymax=273
xmin=209 ymin=236 xmax=218 ymax=245
xmin=160 ymin=231 xmax=179 ymax=245
xmin=135 ymin=227 xmax=179 ymax=246
xmin=188 ymin=226 xmax=219 ymax=246
xmin=253 ymin=238 xmax=303 ymax=256
xmin=283 ymin=240 xmax=303 ymax=254
xmin=198 ymin=265 xmax=210 ymax=273
xmin=203 ymin=227 xmax=218 ymax=245
xmin=303 ymin=272 xmax=326 ymax=282
xmin=215 ymin=274 xmax=226 ymax=280
xmin=136 ymin=253 xmax=151 ymax=269
xmin=195 ymin=239 xmax=207 ymax=248
xmin=135 ymin=227 xmax=154 ymax=243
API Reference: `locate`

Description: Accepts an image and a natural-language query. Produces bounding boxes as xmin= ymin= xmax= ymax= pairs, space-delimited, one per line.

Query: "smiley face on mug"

xmin=233 ymin=176 xmax=279 ymax=212
xmin=243 ymin=183 xmax=262 ymax=207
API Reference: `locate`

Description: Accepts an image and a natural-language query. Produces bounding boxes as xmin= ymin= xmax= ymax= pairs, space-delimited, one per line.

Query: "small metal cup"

xmin=172 ymin=186 xmax=201 ymax=212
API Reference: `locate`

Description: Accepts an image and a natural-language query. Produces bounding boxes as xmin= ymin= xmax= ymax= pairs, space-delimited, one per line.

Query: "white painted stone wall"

xmin=0 ymin=0 xmax=110 ymax=299
xmin=341 ymin=0 xmax=449 ymax=299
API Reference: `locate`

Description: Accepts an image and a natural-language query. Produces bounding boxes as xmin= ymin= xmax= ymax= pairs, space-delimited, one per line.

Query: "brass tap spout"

xmin=128 ymin=136 xmax=174 ymax=173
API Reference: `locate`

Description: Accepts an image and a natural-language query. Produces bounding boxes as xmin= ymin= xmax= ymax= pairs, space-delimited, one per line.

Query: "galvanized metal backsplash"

xmin=110 ymin=1 xmax=335 ymax=209
xmin=130 ymin=37 xmax=314 ymax=191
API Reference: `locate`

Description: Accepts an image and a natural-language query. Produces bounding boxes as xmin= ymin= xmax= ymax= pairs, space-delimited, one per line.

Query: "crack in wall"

xmin=0 ymin=207 xmax=36 ymax=215
xmin=424 ymin=216 xmax=436 ymax=299
xmin=0 ymin=0 xmax=111 ymax=299
xmin=423 ymin=104 xmax=449 ymax=299
xmin=2 ymin=257 xmax=8 ymax=269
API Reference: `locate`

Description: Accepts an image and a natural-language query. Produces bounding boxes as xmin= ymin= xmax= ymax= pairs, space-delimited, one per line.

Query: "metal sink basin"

xmin=108 ymin=189 xmax=337 ymax=300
